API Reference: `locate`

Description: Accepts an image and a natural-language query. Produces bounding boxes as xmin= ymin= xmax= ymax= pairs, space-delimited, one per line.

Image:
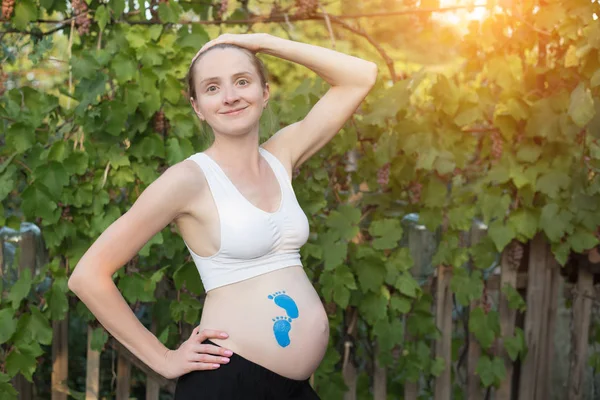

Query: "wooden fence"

xmin=2 ymin=221 xmax=599 ymax=399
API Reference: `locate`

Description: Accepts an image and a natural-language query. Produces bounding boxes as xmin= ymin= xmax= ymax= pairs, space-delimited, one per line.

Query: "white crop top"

xmin=183 ymin=147 xmax=310 ymax=292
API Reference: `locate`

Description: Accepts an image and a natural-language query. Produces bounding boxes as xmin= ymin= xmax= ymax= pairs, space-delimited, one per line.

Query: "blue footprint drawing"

xmin=268 ymin=290 xmax=299 ymax=319
xmin=272 ymin=316 xmax=292 ymax=347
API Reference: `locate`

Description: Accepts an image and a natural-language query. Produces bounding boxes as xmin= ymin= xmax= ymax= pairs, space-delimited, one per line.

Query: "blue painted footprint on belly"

xmin=272 ymin=316 xmax=293 ymax=347
xmin=268 ymin=291 xmax=299 ymax=319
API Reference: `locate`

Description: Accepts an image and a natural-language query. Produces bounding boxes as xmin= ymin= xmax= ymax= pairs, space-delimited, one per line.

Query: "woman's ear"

xmin=190 ymin=97 xmax=204 ymax=120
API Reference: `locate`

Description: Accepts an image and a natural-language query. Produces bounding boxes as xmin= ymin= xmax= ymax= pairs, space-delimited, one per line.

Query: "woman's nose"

xmin=223 ymin=86 xmax=240 ymax=104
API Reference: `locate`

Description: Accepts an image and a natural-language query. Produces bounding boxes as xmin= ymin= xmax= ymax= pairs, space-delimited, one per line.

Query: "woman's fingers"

xmin=194 ymin=343 xmax=233 ymax=357
xmin=195 ymin=328 xmax=229 ymax=341
xmin=189 ymin=352 xmax=230 ymax=364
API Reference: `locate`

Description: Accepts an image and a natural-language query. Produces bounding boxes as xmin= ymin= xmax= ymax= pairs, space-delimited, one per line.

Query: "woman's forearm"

xmin=68 ymin=274 xmax=170 ymax=377
xmin=258 ymin=35 xmax=377 ymax=88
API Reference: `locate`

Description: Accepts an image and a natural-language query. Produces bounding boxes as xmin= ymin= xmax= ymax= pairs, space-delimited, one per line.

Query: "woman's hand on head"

xmin=194 ymin=33 xmax=270 ymax=59
xmin=161 ymin=327 xmax=233 ymax=379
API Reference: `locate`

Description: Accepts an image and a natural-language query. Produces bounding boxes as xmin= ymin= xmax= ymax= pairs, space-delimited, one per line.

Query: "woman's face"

xmin=190 ymin=48 xmax=269 ymax=137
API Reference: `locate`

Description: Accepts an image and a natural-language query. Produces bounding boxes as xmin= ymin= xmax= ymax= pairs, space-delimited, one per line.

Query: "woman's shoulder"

xmin=160 ymin=157 xmax=209 ymax=196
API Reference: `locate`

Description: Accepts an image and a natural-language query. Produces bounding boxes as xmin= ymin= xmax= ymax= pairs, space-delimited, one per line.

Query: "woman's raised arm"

xmin=196 ymin=33 xmax=378 ymax=170
xmin=67 ymin=161 xmax=231 ymax=379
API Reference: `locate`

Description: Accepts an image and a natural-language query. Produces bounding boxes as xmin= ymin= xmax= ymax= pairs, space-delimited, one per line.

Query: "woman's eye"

xmin=238 ymin=79 xmax=248 ymax=86
xmin=206 ymin=85 xmax=217 ymax=92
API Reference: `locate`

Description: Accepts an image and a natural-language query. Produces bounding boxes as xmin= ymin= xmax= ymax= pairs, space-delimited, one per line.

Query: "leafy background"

xmin=2 ymin=0 xmax=600 ymax=398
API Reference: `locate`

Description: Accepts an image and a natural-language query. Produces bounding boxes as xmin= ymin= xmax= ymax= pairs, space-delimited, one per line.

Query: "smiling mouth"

xmin=221 ymin=106 xmax=248 ymax=115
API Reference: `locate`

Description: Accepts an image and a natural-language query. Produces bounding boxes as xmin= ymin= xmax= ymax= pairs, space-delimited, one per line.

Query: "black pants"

xmin=174 ymin=339 xmax=321 ymax=400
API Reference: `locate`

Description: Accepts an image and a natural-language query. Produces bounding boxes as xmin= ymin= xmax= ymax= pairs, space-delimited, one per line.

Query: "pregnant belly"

xmin=197 ymin=266 xmax=330 ymax=380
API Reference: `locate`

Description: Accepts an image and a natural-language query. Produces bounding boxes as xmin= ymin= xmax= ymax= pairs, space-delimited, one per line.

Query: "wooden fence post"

xmin=434 ymin=264 xmax=452 ymax=400
xmin=52 ymin=316 xmax=69 ymax=400
xmin=85 ymin=325 xmax=101 ymax=400
xmin=116 ymin=351 xmax=132 ymax=400
xmin=536 ymin=250 xmax=560 ymax=400
xmin=568 ymin=263 xmax=594 ymax=400
xmin=496 ymin=240 xmax=522 ymax=400
xmin=518 ymin=233 xmax=557 ymax=400
xmin=343 ymin=308 xmax=358 ymax=400
xmin=373 ymin=341 xmax=386 ymax=400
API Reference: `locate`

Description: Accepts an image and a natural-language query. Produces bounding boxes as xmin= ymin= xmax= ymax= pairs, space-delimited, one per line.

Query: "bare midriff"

xmin=197 ymin=265 xmax=329 ymax=381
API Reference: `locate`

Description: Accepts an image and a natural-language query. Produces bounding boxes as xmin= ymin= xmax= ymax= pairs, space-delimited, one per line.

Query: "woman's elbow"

xmin=365 ymin=62 xmax=378 ymax=87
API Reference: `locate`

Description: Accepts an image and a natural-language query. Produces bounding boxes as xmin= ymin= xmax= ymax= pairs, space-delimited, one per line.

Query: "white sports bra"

xmin=183 ymin=147 xmax=310 ymax=292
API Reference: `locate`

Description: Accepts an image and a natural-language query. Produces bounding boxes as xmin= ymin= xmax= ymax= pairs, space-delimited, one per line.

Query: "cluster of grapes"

xmin=58 ymin=202 xmax=74 ymax=222
xmin=491 ymin=131 xmax=503 ymax=161
xmin=154 ymin=110 xmax=170 ymax=134
xmin=72 ymin=0 xmax=92 ymax=35
xmin=294 ymin=0 xmax=318 ymax=17
xmin=408 ymin=182 xmax=422 ymax=203
xmin=506 ymin=240 xmax=524 ymax=270
xmin=377 ymin=163 xmax=390 ymax=188
xmin=216 ymin=0 xmax=228 ymax=20
xmin=2 ymin=0 xmax=14 ymax=20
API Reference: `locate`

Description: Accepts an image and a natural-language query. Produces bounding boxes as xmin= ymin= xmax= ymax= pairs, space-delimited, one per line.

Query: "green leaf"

xmin=21 ymin=184 xmax=58 ymax=221
xmin=176 ymin=25 xmax=209 ymax=49
xmin=173 ymin=262 xmax=204 ymax=295
xmin=488 ymin=220 xmax=516 ymax=252
xmin=319 ymin=231 xmax=348 ymax=270
xmin=0 ymin=308 xmax=18 ymax=344
xmin=95 ymin=5 xmax=110 ymax=31
xmin=369 ymin=219 xmax=403 ymax=250
xmin=569 ymin=83 xmax=595 ymax=127
xmin=166 ymin=137 xmax=186 ymax=164
xmin=335 ymin=265 xmax=357 ymax=290
xmin=0 ymin=373 xmax=18 ymax=398
xmin=390 ymin=294 xmax=412 ymax=314
xmin=13 ymin=0 xmax=38 ymax=30
xmin=503 ymin=327 xmax=526 ymax=361
xmin=540 ymin=203 xmax=573 ymax=242
xmin=28 ymin=307 xmax=53 ymax=345
xmin=36 ymin=161 xmax=69 ymax=199
xmin=469 ymin=307 xmax=500 ymax=349
xmin=158 ymin=1 xmax=181 ymax=23
xmin=394 ymin=273 xmax=421 ymax=298
xmin=8 ymin=270 xmax=32 ymax=309
xmin=111 ymin=54 xmax=137 ymax=84
xmin=451 ymin=269 xmax=484 ymax=306
xmin=326 ymin=205 xmax=361 ymax=241
xmin=355 ymin=259 xmax=386 ymax=293
xmin=507 ymin=208 xmax=538 ymax=240
xmin=332 ymin=283 xmax=350 ymax=308
xmin=110 ymin=0 xmax=126 ymax=16
xmin=516 ymin=144 xmax=542 ymax=163
xmin=90 ymin=327 xmax=109 ymax=351
xmin=359 ymin=291 xmax=388 ymax=324
xmin=6 ymin=123 xmax=35 ymax=153
xmin=44 ymin=278 xmax=69 ymax=321
xmin=568 ymin=228 xmax=599 ymax=253
xmin=6 ymin=348 xmax=37 ymax=381
xmin=536 ymin=170 xmax=571 ymax=198
xmin=118 ymin=273 xmax=157 ymax=303
xmin=476 ymin=355 xmax=506 ymax=387
xmin=501 ymin=284 xmax=526 ymax=312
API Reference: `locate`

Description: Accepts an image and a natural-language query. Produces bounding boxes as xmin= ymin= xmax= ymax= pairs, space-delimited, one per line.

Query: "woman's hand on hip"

xmin=162 ymin=327 xmax=233 ymax=379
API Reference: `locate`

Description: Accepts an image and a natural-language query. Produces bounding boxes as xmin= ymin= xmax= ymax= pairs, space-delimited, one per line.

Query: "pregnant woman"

xmin=68 ymin=33 xmax=377 ymax=399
